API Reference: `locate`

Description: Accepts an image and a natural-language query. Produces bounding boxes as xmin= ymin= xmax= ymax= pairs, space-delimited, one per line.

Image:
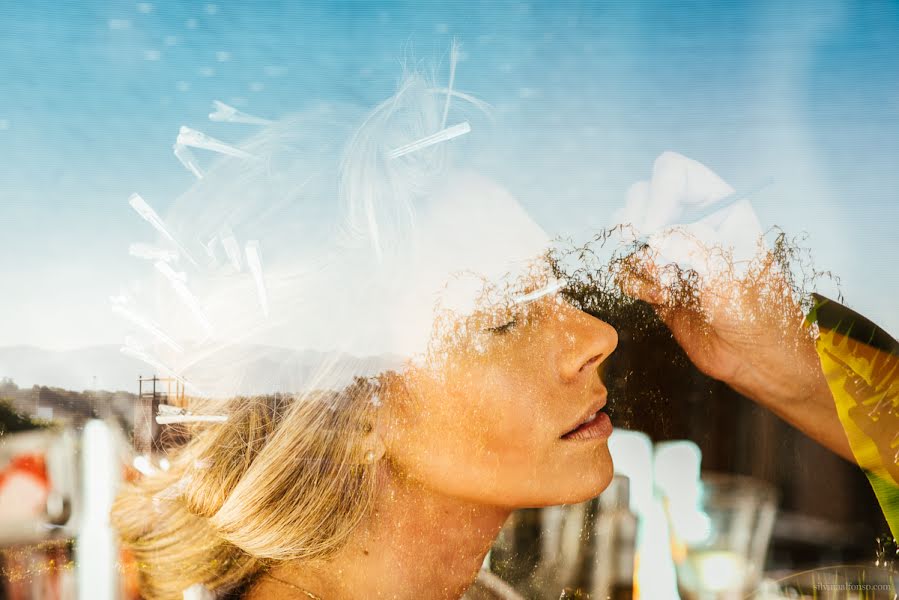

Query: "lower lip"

xmin=561 ymin=411 xmax=613 ymax=441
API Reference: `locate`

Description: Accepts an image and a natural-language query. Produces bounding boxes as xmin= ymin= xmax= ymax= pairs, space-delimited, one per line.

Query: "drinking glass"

xmin=663 ymin=473 xmax=778 ymax=600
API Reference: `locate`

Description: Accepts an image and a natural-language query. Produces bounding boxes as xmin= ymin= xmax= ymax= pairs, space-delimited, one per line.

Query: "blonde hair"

xmin=111 ymin=65 xmax=491 ymax=599
xmin=111 ymin=380 xmax=381 ymax=599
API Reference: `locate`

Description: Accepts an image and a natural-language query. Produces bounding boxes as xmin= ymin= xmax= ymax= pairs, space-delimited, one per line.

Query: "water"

xmin=676 ymin=550 xmax=751 ymax=600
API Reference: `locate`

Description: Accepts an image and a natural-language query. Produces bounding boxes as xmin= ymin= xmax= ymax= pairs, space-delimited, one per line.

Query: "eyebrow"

xmin=512 ymin=278 xmax=564 ymax=306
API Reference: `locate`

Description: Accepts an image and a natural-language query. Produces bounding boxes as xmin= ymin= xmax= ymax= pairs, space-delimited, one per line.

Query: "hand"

xmin=618 ymin=247 xmax=854 ymax=461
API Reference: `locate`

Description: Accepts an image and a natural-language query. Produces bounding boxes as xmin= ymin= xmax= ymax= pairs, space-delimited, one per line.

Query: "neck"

xmin=270 ymin=463 xmax=511 ymax=600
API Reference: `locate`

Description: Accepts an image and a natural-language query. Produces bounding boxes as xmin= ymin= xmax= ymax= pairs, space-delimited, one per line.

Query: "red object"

xmin=0 ymin=453 xmax=50 ymax=520
xmin=0 ymin=454 xmax=49 ymax=488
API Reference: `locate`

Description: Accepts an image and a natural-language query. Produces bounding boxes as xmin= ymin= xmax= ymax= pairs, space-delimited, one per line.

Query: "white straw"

xmin=111 ymin=300 xmax=184 ymax=353
xmin=154 ymin=261 xmax=214 ymax=334
xmin=128 ymin=193 xmax=199 ymax=267
xmin=441 ymin=39 xmax=460 ymax=129
xmin=129 ymin=242 xmax=178 ymax=263
xmin=513 ymin=279 xmax=565 ymax=305
xmin=208 ymin=100 xmax=272 ymax=125
xmin=245 ymin=240 xmax=269 ymax=317
xmin=173 ymin=142 xmax=204 ymax=179
xmin=156 ymin=415 xmax=227 ymax=425
xmin=177 ymin=126 xmax=255 ymax=159
xmin=387 ymin=121 xmax=471 ymax=159
xmin=220 ymin=227 xmax=243 ymax=272
xmin=156 ymin=403 xmax=227 ymax=424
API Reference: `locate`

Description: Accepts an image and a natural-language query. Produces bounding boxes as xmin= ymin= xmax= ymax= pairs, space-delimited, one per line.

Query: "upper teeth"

xmin=581 ymin=411 xmax=598 ymax=426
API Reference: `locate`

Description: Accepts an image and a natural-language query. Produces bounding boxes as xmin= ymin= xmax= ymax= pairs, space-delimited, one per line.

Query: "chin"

xmin=553 ymin=444 xmax=615 ymax=505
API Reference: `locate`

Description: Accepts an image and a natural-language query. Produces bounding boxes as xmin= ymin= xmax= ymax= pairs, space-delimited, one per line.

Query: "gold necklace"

xmin=264 ymin=573 xmax=325 ymax=600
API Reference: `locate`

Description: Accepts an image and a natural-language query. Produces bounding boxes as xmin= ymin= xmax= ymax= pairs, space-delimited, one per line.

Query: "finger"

xmin=620 ymin=271 xmax=667 ymax=305
xmin=616 ymin=253 xmax=668 ymax=305
xmin=656 ymin=303 xmax=709 ymax=339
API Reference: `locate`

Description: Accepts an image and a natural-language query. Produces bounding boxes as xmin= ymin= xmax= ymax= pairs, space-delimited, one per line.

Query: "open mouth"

xmin=561 ymin=409 xmax=613 ymax=441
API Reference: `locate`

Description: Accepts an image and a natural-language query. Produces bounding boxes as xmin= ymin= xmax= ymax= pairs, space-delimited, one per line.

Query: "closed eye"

xmin=484 ymin=317 xmax=518 ymax=335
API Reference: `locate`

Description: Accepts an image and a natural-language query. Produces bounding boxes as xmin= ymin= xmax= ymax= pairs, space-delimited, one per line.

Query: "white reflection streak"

xmin=203 ymin=235 xmax=218 ymax=257
xmin=155 ymin=415 xmax=227 ymax=424
xmin=156 ymin=404 xmax=226 ymax=425
xmin=177 ymin=126 xmax=255 ymax=159
xmin=154 ymin=261 xmax=213 ymax=334
xmin=173 ymin=142 xmax=204 ymax=179
xmin=131 ymin=456 xmax=156 ymax=476
xmin=441 ymin=39 xmax=460 ymax=128
xmin=387 ymin=121 xmax=471 ymax=159
xmin=513 ymin=279 xmax=564 ymax=305
xmin=208 ymin=100 xmax=272 ymax=125
xmin=110 ymin=298 xmax=184 ymax=353
xmin=128 ymin=242 xmax=178 ymax=263
xmin=201 ymin=234 xmax=219 ymax=266
xmin=220 ymin=227 xmax=243 ymax=272
xmin=128 ymin=193 xmax=199 ymax=267
xmin=245 ymin=240 xmax=269 ymax=318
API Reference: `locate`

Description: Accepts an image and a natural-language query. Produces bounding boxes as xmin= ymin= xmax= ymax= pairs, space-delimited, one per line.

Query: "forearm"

xmin=733 ymin=368 xmax=856 ymax=464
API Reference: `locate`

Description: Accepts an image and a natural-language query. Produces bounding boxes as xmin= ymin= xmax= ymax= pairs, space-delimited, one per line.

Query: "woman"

xmin=111 ymin=68 xmax=619 ymax=600
xmin=110 ymin=69 xmax=862 ymax=600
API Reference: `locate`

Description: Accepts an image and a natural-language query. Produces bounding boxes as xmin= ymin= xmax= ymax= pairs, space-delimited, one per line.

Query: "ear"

xmin=361 ymin=428 xmax=386 ymax=464
xmin=369 ymin=370 xmax=413 ymax=461
xmin=352 ymin=374 xmax=399 ymax=465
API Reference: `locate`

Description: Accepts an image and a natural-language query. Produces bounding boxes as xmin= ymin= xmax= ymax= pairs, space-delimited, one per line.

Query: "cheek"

xmin=442 ymin=367 xmax=567 ymax=498
xmin=389 ymin=368 xmax=552 ymax=491
xmin=453 ymin=359 xmax=615 ymax=505
xmin=435 ymin=372 xmax=541 ymax=458
xmin=386 ymin=335 xmax=608 ymax=506
xmin=387 ymin=375 xmax=488 ymax=474
xmin=475 ymin=375 xmax=553 ymax=457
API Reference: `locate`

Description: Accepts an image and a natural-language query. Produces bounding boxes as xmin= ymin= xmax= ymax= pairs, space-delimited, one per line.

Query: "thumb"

xmin=653 ymin=304 xmax=720 ymax=374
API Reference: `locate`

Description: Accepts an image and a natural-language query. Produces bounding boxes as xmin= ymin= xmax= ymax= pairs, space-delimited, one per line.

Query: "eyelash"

xmin=485 ymin=317 xmax=519 ymax=335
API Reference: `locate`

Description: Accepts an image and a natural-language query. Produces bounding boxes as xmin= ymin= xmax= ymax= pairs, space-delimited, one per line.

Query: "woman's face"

xmin=386 ymin=278 xmax=619 ymax=508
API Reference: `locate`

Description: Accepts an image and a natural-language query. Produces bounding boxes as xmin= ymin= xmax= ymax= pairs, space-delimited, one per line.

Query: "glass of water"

xmin=663 ymin=473 xmax=778 ymax=600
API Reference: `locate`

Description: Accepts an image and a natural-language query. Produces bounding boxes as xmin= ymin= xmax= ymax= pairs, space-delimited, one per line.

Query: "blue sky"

xmin=1 ymin=0 xmax=897 ymax=349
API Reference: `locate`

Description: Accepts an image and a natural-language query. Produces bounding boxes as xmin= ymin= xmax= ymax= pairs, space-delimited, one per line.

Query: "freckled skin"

xmin=255 ymin=275 xmax=621 ymax=600
xmin=387 ymin=289 xmax=619 ymax=508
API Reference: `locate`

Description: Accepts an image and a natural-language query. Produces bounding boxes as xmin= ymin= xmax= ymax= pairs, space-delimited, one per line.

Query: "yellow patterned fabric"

xmin=808 ymin=294 xmax=899 ymax=539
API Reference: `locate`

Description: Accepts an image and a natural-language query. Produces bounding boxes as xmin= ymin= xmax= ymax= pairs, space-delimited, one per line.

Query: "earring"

xmin=360 ymin=430 xmax=385 ymax=464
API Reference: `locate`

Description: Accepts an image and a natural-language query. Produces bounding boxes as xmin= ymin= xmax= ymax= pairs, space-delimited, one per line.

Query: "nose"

xmin=556 ymin=304 xmax=618 ymax=384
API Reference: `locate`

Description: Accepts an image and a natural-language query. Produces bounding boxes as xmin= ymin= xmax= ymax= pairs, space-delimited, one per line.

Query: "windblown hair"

xmin=111 ymin=380 xmax=381 ymax=599
xmin=110 ymin=66 xmax=490 ymax=600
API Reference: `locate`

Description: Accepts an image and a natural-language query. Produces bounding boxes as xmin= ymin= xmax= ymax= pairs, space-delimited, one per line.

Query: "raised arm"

xmin=619 ymin=251 xmax=855 ymax=462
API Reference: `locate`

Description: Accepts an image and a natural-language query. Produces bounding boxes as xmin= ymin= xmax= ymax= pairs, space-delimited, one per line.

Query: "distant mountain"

xmin=0 ymin=345 xmax=402 ymax=395
xmin=0 ymin=345 xmax=145 ymax=393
